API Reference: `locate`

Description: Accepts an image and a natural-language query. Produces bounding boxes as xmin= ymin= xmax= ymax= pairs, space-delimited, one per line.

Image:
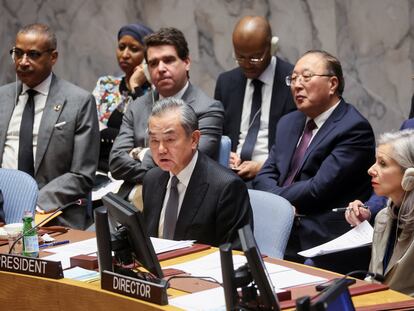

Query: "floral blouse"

xmin=93 ymin=75 xmax=134 ymax=126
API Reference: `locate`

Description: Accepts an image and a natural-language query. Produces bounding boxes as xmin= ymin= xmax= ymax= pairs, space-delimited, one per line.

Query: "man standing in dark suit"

xmin=0 ymin=24 xmax=99 ymax=229
xmin=110 ymin=27 xmax=224 ymax=203
xmin=142 ymin=98 xmax=252 ymax=247
xmin=214 ymin=16 xmax=295 ymax=182
xmin=254 ymin=50 xmax=375 ymax=267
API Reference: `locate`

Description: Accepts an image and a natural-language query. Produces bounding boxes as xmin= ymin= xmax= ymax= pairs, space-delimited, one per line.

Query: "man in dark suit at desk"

xmin=110 ymin=27 xmax=224 ymax=202
xmin=142 ymin=98 xmax=252 ymax=247
xmin=0 ymin=23 xmax=99 ymax=229
xmin=214 ymin=16 xmax=295 ymax=182
xmin=254 ymin=50 xmax=376 ymax=266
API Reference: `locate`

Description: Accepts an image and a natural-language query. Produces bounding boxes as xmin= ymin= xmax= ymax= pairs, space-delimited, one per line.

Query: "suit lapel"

xmin=147 ymin=172 xmax=169 ymax=236
xmin=279 ymin=114 xmax=306 ymax=181
xmin=229 ymin=72 xmax=247 ymax=150
xmin=298 ymin=100 xmax=347 ymax=171
xmin=174 ymin=154 xmax=209 ymax=239
xmin=268 ymin=62 xmax=287 ymax=148
xmin=35 ymin=75 xmax=66 ymax=173
xmin=0 ymin=83 xmax=21 ymax=163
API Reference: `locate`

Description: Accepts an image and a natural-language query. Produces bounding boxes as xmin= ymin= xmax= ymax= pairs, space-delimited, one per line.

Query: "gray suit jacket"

xmin=370 ymin=208 xmax=414 ymax=296
xmin=0 ymin=74 xmax=99 ymax=227
xmin=110 ymin=83 xmax=224 ymax=187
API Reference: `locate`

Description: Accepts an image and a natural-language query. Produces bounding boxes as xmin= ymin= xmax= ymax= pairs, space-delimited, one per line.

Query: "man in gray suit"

xmin=0 ymin=23 xmax=99 ymax=229
xmin=110 ymin=27 xmax=224 ymax=200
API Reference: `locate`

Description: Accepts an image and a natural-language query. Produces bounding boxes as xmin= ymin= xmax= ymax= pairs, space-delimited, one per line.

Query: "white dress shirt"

xmin=2 ymin=74 xmax=52 ymax=169
xmin=158 ymin=151 xmax=198 ymax=238
xmin=237 ymin=56 xmax=277 ymax=163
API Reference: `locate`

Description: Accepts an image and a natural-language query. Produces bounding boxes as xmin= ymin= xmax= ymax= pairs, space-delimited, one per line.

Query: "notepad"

xmin=298 ymin=220 xmax=373 ymax=258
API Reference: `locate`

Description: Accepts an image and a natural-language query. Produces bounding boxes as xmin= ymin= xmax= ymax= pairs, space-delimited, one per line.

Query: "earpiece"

xmin=11 ymin=51 xmax=15 ymax=62
xmin=142 ymin=59 xmax=151 ymax=84
xmin=401 ymin=167 xmax=414 ymax=191
xmin=270 ymin=36 xmax=279 ymax=55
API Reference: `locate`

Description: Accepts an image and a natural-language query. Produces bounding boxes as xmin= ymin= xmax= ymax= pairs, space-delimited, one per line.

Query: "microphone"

xmin=315 ymin=270 xmax=385 ymax=291
xmin=8 ymin=198 xmax=87 ymax=254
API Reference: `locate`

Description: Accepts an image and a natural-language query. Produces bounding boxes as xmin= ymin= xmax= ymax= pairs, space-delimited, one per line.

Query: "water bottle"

xmin=22 ymin=211 xmax=39 ymax=258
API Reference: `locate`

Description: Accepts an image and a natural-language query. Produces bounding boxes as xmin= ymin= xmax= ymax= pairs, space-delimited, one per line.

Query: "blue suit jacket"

xmin=214 ymin=57 xmax=296 ymax=152
xmin=253 ymin=99 xmax=375 ymax=251
xmin=367 ymin=118 xmax=414 ymax=217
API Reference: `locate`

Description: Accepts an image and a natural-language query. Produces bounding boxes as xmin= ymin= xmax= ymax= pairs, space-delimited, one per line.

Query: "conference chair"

xmin=248 ymin=189 xmax=294 ymax=259
xmin=218 ymin=135 xmax=231 ymax=167
xmin=0 ymin=168 xmax=38 ymax=224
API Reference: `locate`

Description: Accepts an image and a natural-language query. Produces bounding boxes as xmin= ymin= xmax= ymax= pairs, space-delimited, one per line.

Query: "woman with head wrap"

xmin=93 ymin=23 xmax=153 ymax=172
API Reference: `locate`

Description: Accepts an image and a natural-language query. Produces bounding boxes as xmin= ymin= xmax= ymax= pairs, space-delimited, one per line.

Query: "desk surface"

xmin=0 ymin=229 xmax=413 ymax=311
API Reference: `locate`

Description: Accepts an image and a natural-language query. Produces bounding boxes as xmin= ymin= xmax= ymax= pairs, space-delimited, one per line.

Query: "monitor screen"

xmin=220 ymin=243 xmax=239 ymax=310
xmin=311 ymin=278 xmax=355 ymax=311
xmin=239 ymin=225 xmax=280 ymax=310
xmin=96 ymin=192 xmax=163 ymax=279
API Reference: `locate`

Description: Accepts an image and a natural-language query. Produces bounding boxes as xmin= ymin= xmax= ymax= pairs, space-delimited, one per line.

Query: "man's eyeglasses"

xmin=285 ymin=72 xmax=334 ymax=86
xmin=9 ymin=47 xmax=54 ymax=61
xmin=233 ymin=47 xmax=269 ymax=65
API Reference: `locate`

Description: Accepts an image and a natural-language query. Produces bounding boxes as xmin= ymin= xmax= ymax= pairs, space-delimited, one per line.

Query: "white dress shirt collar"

xmin=21 ymin=73 xmax=52 ymax=98
xmin=159 ymin=81 xmax=189 ymax=100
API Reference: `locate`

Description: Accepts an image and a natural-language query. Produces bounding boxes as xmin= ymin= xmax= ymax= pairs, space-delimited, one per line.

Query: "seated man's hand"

xmin=237 ymin=160 xmax=262 ymax=180
xmin=229 ymin=152 xmax=241 ymax=168
xmin=345 ymin=200 xmax=371 ymax=226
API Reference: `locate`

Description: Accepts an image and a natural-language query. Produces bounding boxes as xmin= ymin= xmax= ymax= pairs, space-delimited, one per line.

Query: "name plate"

xmin=101 ymin=270 xmax=168 ymax=305
xmin=0 ymin=253 xmax=63 ymax=279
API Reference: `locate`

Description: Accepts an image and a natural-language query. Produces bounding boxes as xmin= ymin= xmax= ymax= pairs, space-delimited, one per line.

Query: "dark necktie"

xmin=240 ymin=79 xmax=263 ymax=161
xmin=283 ymin=119 xmax=317 ymax=186
xmin=163 ymin=176 xmax=179 ymax=239
xmin=18 ymin=89 xmax=37 ymax=177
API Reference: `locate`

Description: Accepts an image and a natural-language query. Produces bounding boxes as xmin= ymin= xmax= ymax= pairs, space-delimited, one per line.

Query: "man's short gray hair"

xmin=150 ymin=98 xmax=198 ymax=136
xmin=18 ymin=23 xmax=57 ymax=50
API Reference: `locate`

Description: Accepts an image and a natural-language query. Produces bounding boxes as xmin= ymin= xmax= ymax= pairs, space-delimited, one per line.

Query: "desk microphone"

xmin=315 ymin=270 xmax=385 ymax=292
xmin=8 ymin=198 xmax=87 ymax=254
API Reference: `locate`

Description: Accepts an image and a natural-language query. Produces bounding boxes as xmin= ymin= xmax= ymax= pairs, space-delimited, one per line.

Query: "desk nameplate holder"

xmin=0 ymin=253 xmax=63 ymax=279
xmin=101 ymin=270 xmax=168 ymax=305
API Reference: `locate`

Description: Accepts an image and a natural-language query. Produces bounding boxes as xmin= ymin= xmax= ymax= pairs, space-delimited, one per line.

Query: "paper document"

xmin=165 ymin=251 xmax=290 ymax=284
xmin=298 ymin=220 xmax=373 ymax=258
xmin=64 ymin=266 xmax=100 ymax=282
xmin=269 ymin=270 xmax=326 ymax=289
xmin=169 ymin=287 xmax=226 ymax=311
xmin=150 ymin=237 xmax=194 ymax=254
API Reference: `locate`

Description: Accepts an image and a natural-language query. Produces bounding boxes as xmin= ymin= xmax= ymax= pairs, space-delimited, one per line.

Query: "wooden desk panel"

xmin=1 ymin=230 xmax=413 ymax=310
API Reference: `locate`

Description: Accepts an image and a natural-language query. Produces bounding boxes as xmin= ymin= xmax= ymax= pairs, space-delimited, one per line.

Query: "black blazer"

xmin=214 ymin=57 xmax=296 ymax=152
xmin=142 ymin=152 xmax=253 ymax=247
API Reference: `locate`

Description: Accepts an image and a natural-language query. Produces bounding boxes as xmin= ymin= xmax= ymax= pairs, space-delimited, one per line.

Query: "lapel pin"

xmin=53 ymin=104 xmax=62 ymax=111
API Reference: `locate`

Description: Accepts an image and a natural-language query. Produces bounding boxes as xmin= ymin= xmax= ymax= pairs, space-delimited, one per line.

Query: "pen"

xmin=40 ymin=239 xmax=70 ymax=248
xmin=332 ymin=205 xmax=369 ymax=212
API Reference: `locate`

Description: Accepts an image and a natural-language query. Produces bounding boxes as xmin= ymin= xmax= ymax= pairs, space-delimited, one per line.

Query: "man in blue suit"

xmin=254 ymin=50 xmax=376 ymax=265
xmin=214 ymin=16 xmax=295 ymax=182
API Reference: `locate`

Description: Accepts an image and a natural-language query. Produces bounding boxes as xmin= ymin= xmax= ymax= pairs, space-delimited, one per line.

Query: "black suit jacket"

xmin=214 ymin=57 xmax=296 ymax=152
xmin=142 ymin=152 xmax=253 ymax=247
xmin=254 ymin=99 xmax=376 ymax=254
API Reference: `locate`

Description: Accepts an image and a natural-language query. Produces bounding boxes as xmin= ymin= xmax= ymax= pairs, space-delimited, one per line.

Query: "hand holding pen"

xmin=340 ymin=200 xmax=372 ymax=227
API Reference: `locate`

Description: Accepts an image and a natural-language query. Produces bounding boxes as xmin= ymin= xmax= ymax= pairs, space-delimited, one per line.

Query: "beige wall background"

xmin=1 ymin=0 xmax=413 ymax=136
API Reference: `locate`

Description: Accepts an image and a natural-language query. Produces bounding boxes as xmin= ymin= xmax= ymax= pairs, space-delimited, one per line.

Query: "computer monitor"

xmin=239 ymin=225 xmax=280 ymax=310
xmin=95 ymin=192 xmax=163 ymax=279
xmin=220 ymin=243 xmax=239 ymax=310
xmin=311 ymin=278 xmax=355 ymax=311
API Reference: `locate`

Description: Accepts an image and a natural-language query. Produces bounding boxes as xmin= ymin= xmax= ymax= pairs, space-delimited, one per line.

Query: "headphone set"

xmin=401 ymin=167 xmax=414 ymax=191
